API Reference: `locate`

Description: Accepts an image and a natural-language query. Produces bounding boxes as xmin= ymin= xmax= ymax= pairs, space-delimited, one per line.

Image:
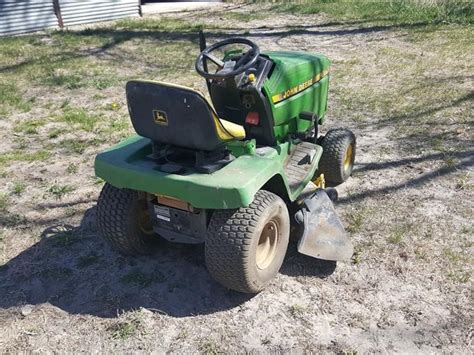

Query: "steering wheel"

xmin=195 ymin=38 xmax=260 ymax=80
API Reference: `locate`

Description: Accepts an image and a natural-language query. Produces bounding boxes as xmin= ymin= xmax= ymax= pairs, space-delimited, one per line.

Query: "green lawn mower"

xmin=95 ymin=35 xmax=356 ymax=293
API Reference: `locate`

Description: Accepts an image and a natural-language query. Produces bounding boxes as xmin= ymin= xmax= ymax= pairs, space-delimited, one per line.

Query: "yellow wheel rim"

xmin=256 ymin=220 xmax=279 ymax=270
xmin=138 ymin=205 xmax=154 ymax=235
xmin=344 ymin=144 xmax=353 ymax=171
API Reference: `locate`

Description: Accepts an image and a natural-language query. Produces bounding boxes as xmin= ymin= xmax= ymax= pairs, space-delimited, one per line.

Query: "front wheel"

xmin=318 ymin=128 xmax=356 ymax=185
xmin=205 ymin=190 xmax=290 ymax=293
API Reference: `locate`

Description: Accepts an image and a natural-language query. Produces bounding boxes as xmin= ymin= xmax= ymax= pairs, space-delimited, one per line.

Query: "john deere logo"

xmin=153 ymin=110 xmax=168 ymax=125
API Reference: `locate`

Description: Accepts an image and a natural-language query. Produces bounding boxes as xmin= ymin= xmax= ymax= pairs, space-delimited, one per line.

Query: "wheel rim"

xmin=344 ymin=143 xmax=354 ymax=172
xmin=256 ymin=220 xmax=279 ymax=270
xmin=138 ymin=205 xmax=154 ymax=235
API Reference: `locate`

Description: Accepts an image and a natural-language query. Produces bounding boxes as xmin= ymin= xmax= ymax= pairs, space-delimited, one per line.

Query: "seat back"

xmin=126 ymin=80 xmax=228 ymax=152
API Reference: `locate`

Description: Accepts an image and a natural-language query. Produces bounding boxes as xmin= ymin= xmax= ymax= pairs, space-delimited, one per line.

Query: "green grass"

xmin=0 ymin=83 xmax=33 ymax=115
xmin=14 ymin=118 xmax=45 ymax=135
xmin=11 ymin=181 xmax=26 ymax=195
xmin=61 ymin=108 xmax=98 ymax=132
xmin=42 ymin=71 xmax=84 ymax=89
xmin=47 ymin=184 xmax=75 ymax=200
xmin=66 ymin=163 xmax=78 ymax=174
xmin=108 ymin=321 xmax=137 ymax=340
xmin=0 ymin=150 xmax=51 ymax=166
xmin=259 ymin=0 xmax=473 ymax=25
xmin=0 ymin=193 xmax=9 ymax=211
xmin=58 ymin=138 xmax=100 ymax=154
xmin=113 ymin=17 xmax=210 ymax=31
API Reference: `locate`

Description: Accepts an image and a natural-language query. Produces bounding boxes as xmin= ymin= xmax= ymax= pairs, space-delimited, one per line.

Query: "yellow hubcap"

xmin=256 ymin=220 xmax=279 ymax=270
xmin=344 ymin=144 xmax=353 ymax=171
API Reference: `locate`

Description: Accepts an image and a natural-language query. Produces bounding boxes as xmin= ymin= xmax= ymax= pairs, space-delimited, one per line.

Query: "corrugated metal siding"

xmin=59 ymin=0 xmax=140 ymax=27
xmin=0 ymin=0 xmax=59 ymax=36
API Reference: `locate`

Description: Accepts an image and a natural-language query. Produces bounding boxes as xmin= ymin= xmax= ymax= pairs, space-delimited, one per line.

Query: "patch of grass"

xmin=113 ymin=17 xmax=209 ymax=31
xmin=198 ymin=340 xmax=222 ymax=355
xmin=108 ymin=321 xmax=137 ymax=340
xmin=289 ymin=304 xmax=306 ymax=317
xmin=61 ymin=108 xmax=97 ymax=131
xmin=0 ymin=150 xmax=51 ymax=166
xmin=77 ymin=254 xmax=100 ymax=268
xmin=91 ymin=77 xmax=117 ymax=90
xmin=11 ymin=181 xmax=26 ymax=195
xmin=58 ymin=139 xmax=89 ymax=154
xmin=47 ymin=184 xmax=75 ymax=200
xmin=455 ymin=172 xmax=473 ymax=191
xmin=1 ymin=212 xmax=28 ymax=227
xmin=388 ymin=224 xmax=412 ymax=245
xmin=53 ymin=229 xmax=79 ymax=247
xmin=120 ymin=270 xmax=165 ymax=288
xmin=48 ymin=128 xmax=63 ymax=139
xmin=223 ymin=11 xmax=264 ymax=22
xmin=447 ymin=270 xmax=470 ymax=284
xmin=42 ymin=71 xmax=84 ymax=89
xmin=66 ymin=163 xmax=78 ymax=174
xmin=14 ymin=118 xmax=45 ymax=135
xmin=345 ymin=207 xmax=367 ymax=233
xmin=266 ymin=0 xmax=473 ymax=25
xmin=0 ymin=193 xmax=9 ymax=211
xmin=109 ymin=118 xmax=130 ymax=133
xmin=0 ymin=83 xmax=33 ymax=114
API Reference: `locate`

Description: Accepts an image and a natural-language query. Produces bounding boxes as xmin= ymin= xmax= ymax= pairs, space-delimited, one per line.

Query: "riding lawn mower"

xmin=94 ymin=35 xmax=356 ymax=293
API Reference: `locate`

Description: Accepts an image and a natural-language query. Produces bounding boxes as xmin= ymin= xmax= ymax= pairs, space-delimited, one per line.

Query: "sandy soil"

xmin=0 ymin=3 xmax=472 ymax=353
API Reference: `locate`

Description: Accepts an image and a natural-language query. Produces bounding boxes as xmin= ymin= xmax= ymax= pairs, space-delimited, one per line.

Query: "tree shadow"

xmin=0 ymin=206 xmax=335 ymax=318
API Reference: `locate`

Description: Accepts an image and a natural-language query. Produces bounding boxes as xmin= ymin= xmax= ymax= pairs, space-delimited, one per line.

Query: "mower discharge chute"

xmin=95 ymin=35 xmax=356 ymax=293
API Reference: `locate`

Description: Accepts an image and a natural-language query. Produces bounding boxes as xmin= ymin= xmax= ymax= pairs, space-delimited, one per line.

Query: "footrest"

xmin=284 ymin=141 xmax=321 ymax=193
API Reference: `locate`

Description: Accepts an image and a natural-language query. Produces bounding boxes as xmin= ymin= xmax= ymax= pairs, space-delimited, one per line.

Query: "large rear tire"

xmin=318 ymin=128 xmax=356 ymax=185
xmin=97 ymin=183 xmax=156 ymax=255
xmin=205 ymin=190 xmax=290 ymax=293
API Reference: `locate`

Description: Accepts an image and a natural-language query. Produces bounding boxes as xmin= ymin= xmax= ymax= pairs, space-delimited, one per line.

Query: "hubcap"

xmin=256 ymin=220 xmax=279 ymax=270
xmin=344 ymin=144 xmax=353 ymax=171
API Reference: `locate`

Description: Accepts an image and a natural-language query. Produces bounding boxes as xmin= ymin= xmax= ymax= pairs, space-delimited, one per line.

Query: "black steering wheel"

xmin=195 ymin=38 xmax=260 ymax=80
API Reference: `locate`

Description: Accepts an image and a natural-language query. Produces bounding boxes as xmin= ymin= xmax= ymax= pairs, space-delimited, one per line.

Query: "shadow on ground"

xmin=0 ymin=207 xmax=334 ymax=318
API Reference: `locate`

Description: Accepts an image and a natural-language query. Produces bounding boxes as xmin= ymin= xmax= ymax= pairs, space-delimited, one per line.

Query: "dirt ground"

xmin=0 ymin=3 xmax=473 ymax=353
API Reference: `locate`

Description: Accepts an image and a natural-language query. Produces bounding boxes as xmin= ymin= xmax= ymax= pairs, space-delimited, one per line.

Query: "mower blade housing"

xmin=296 ymin=189 xmax=353 ymax=261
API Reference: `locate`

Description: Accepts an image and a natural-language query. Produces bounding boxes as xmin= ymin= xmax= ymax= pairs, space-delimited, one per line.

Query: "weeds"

xmin=61 ymin=108 xmax=97 ymax=132
xmin=47 ymin=184 xmax=75 ymax=200
xmin=14 ymin=118 xmax=44 ymax=135
xmin=0 ymin=193 xmax=9 ymax=211
xmin=198 ymin=340 xmax=222 ymax=355
xmin=109 ymin=322 xmax=137 ymax=340
xmin=0 ymin=83 xmax=33 ymax=114
xmin=11 ymin=181 xmax=26 ymax=195
xmin=289 ymin=304 xmax=306 ymax=317
xmin=66 ymin=163 xmax=78 ymax=174
xmin=388 ymin=224 xmax=413 ymax=245
xmin=0 ymin=150 xmax=51 ymax=167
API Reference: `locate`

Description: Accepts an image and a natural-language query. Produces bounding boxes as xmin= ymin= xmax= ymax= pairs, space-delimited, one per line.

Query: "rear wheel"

xmin=97 ymin=183 xmax=156 ymax=255
xmin=318 ymin=128 xmax=356 ymax=185
xmin=205 ymin=190 xmax=290 ymax=293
